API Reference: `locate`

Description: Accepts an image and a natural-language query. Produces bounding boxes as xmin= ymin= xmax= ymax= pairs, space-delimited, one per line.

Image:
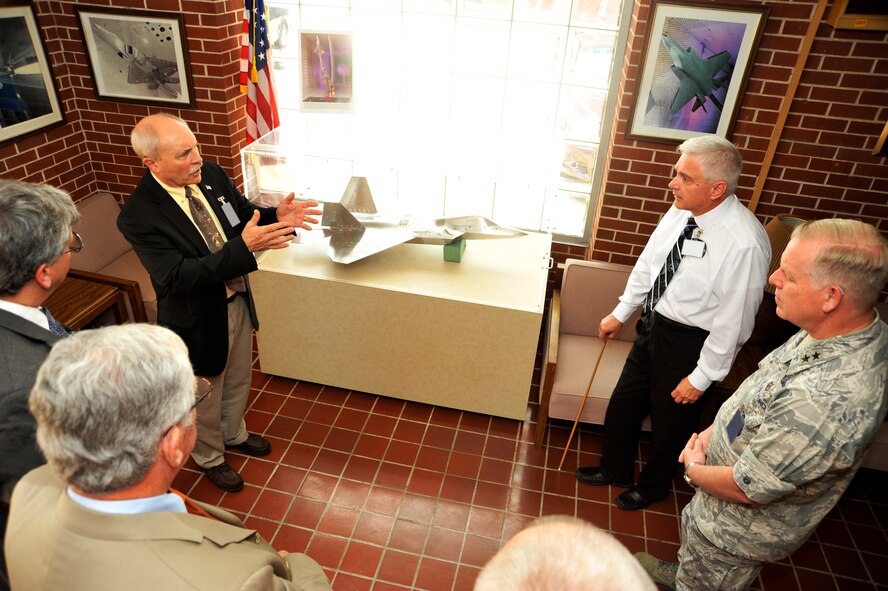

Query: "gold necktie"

xmin=184 ymin=186 xmax=245 ymax=293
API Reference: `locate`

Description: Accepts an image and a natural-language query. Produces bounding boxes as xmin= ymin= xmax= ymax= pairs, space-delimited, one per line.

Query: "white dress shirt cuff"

xmin=688 ymin=368 xmax=712 ymax=392
xmin=612 ymin=302 xmax=638 ymax=324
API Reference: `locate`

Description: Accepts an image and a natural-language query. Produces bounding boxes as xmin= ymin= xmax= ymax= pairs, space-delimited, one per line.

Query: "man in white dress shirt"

xmin=576 ymin=135 xmax=771 ymax=511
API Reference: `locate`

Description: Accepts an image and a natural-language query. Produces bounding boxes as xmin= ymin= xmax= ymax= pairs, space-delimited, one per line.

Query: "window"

xmin=266 ymin=0 xmax=628 ymax=245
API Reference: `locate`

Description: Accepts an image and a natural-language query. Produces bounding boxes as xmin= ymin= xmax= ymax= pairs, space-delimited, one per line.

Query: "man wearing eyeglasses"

xmin=0 ymin=180 xmax=80 ymax=588
xmin=5 ymin=324 xmax=333 ymax=591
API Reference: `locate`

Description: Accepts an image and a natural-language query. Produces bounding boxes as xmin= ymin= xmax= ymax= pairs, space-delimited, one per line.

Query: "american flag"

xmin=240 ymin=0 xmax=280 ymax=144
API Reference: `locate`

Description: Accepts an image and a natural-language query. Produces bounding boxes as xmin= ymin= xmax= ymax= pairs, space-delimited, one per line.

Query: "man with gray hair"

xmin=475 ymin=516 xmax=656 ymax=590
xmin=638 ymin=218 xmax=888 ymax=590
xmin=0 ymin=179 xmax=80 ymax=586
xmin=5 ymin=324 xmax=333 ymax=591
xmin=576 ymin=135 xmax=771 ymax=512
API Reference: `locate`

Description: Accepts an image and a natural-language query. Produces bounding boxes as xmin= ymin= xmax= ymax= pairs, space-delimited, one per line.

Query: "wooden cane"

xmin=558 ymin=340 xmax=608 ymax=471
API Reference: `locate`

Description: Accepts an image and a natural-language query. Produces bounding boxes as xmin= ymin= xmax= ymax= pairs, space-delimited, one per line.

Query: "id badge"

xmin=681 ymin=239 xmax=706 ymax=258
xmin=727 ymin=410 xmax=744 ymax=443
xmin=221 ymin=201 xmax=241 ymax=227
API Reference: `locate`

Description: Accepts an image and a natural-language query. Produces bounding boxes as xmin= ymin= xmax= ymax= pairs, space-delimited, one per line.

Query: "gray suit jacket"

xmin=0 ymin=310 xmax=61 ymax=501
xmin=6 ymin=466 xmax=333 ymax=591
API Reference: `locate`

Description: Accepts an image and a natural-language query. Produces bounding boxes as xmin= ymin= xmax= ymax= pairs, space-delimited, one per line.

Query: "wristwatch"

xmin=683 ymin=461 xmax=701 ymax=488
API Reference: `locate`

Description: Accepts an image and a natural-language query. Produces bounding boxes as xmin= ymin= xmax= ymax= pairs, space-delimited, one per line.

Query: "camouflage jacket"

xmin=684 ymin=313 xmax=888 ymax=562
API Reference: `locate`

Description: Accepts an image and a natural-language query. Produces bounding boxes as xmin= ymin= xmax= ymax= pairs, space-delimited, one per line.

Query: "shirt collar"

xmin=67 ymin=486 xmax=186 ymax=515
xmin=776 ymin=311 xmax=884 ymax=368
xmin=0 ymin=299 xmax=50 ymax=330
xmin=694 ymin=194 xmax=737 ymax=233
xmin=151 ymin=173 xmax=189 ymax=202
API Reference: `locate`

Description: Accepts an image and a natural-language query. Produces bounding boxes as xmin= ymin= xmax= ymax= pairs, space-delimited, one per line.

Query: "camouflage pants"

xmin=676 ymin=515 xmax=764 ymax=591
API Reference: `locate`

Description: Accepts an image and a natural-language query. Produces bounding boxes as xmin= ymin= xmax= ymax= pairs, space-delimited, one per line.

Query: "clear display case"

xmin=244 ymin=125 xmax=553 ymax=419
xmin=241 ymin=126 xmax=355 ymax=208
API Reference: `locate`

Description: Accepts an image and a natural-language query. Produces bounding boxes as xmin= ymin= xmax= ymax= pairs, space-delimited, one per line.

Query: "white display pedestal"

xmin=251 ymin=231 xmax=552 ymax=419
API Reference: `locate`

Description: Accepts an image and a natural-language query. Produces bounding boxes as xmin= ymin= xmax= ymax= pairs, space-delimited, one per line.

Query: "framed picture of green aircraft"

xmin=626 ymin=0 xmax=769 ymax=143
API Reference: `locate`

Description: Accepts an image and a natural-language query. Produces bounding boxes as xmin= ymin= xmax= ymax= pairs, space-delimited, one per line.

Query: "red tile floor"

xmin=174 ymin=357 xmax=888 ymax=590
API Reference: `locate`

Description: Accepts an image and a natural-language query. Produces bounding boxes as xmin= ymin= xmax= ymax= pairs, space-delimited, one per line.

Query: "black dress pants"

xmin=600 ymin=312 xmax=710 ymax=500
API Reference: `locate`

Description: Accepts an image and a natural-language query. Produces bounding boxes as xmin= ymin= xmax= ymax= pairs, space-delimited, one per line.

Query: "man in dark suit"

xmin=7 ymin=323 xmax=332 ymax=591
xmin=0 ymin=179 xmax=80 ymax=590
xmin=117 ymin=113 xmax=320 ymax=492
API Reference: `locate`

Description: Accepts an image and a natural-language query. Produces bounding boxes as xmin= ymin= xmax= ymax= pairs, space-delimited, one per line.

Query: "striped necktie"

xmin=643 ymin=217 xmax=697 ymax=315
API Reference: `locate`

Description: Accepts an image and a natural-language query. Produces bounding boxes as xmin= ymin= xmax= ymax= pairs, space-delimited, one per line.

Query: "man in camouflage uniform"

xmin=637 ymin=218 xmax=888 ymax=591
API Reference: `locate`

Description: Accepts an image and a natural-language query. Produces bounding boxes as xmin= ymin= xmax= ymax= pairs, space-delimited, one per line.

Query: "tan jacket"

xmin=5 ymin=466 xmax=332 ymax=591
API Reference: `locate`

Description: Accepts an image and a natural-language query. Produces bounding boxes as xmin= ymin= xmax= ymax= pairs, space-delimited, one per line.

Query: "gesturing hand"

xmin=241 ymin=211 xmax=295 ymax=252
xmin=276 ymin=193 xmax=322 ymax=230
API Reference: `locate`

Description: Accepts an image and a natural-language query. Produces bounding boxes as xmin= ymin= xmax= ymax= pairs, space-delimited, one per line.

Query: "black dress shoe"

xmin=616 ymin=487 xmax=653 ymax=511
xmin=576 ymin=466 xmax=633 ymax=487
xmin=226 ymin=433 xmax=271 ymax=457
xmin=203 ymin=462 xmax=244 ymax=492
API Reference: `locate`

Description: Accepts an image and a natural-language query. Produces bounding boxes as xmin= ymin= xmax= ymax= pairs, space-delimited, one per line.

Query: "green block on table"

xmin=443 ymin=236 xmax=466 ymax=262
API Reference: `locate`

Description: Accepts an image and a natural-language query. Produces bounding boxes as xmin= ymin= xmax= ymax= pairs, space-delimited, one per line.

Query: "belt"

xmin=643 ymin=311 xmax=709 ymax=337
xmin=226 ymin=291 xmax=246 ymax=303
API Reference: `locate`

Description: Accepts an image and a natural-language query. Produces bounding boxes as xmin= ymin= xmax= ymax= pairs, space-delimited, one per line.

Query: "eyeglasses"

xmin=161 ymin=377 xmax=213 ymax=439
xmin=65 ymin=232 xmax=84 ymax=254
xmin=192 ymin=377 xmax=213 ymax=410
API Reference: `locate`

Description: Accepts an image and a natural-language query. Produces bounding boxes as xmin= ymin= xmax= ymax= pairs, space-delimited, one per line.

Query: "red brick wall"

xmin=2 ymin=0 xmax=885 ymax=248
xmin=592 ymin=0 xmax=888 ymax=268
xmin=0 ymin=0 xmax=249 ymax=203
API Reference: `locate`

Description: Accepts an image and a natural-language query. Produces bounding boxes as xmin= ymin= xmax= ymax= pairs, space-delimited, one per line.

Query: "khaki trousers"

xmin=191 ymin=295 xmax=252 ymax=468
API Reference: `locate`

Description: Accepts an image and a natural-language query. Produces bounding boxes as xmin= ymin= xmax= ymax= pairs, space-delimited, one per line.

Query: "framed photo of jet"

xmin=626 ymin=0 xmax=769 ymax=143
xmin=0 ymin=3 xmax=65 ymax=146
xmin=76 ymin=6 xmax=196 ymax=108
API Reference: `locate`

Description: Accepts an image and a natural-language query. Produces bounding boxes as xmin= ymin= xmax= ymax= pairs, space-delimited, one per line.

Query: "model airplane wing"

xmin=322 ymin=202 xmax=417 ymax=264
xmin=315 ymin=177 xmax=524 ymax=264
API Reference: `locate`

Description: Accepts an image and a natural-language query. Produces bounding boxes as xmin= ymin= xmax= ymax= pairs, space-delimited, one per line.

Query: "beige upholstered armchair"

xmin=70 ymin=193 xmax=156 ymax=323
xmin=534 ymin=259 xmax=647 ymax=447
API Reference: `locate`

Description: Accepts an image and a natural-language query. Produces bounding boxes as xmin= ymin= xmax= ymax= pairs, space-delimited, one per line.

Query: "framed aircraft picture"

xmin=0 ymin=3 xmax=66 ymax=146
xmin=626 ymin=0 xmax=769 ymax=143
xmin=75 ymin=6 xmax=196 ymax=108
